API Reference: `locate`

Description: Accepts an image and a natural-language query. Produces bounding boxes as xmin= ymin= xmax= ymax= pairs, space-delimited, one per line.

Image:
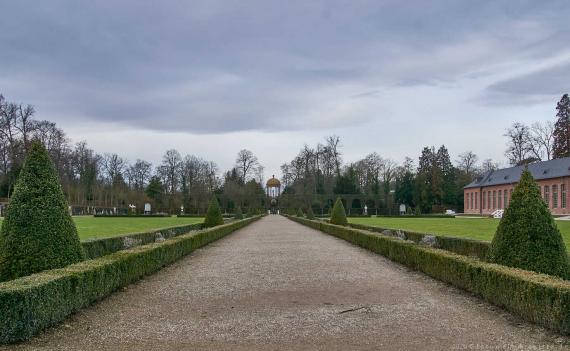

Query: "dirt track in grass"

xmin=9 ymin=216 xmax=569 ymax=350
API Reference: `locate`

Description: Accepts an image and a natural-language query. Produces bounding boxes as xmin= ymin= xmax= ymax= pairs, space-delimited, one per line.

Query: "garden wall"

xmin=286 ymin=215 xmax=570 ymax=335
xmin=0 ymin=216 xmax=261 ymax=344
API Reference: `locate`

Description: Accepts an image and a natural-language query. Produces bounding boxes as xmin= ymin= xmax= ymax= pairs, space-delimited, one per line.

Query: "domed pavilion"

xmin=266 ymin=175 xmax=281 ymax=198
xmin=266 ymin=175 xmax=281 ymax=214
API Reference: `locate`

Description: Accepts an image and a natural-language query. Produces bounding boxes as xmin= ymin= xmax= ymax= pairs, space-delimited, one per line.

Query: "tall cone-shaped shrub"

xmin=296 ymin=208 xmax=304 ymax=217
xmin=487 ymin=169 xmax=569 ymax=279
xmin=0 ymin=142 xmax=85 ymax=282
xmin=306 ymin=206 xmax=315 ymax=220
xmin=234 ymin=206 xmax=243 ymax=220
xmin=330 ymin=198 xmax=348 ymax=226
xmin=204 ymin=196 xmax=224 ymax=228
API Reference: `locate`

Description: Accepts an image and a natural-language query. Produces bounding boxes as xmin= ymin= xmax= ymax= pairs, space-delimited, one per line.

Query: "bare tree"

xmin=504 ymin=122 xmax=533 ymax=165
xmin=128 ymin=159 xmax=152 ymax=190
xmin=456 ymin=151 xmax=478 ymax=175
xmin=102 ymin=153 xmax=126 ymax=185
xmin=158 ymin=149 xmax=182 ymax=194
xmin=482 ymin=158 xmax=499 ymax=173
xmin=15 ymin=104 xmax=35 ymax=152
xmin=235 ymin=149 xmax=260 ymax=182
xmin=529 ymin=121 xmax=554 ymax=161
xmin=325 ymin=135 xmax=342 ymax=176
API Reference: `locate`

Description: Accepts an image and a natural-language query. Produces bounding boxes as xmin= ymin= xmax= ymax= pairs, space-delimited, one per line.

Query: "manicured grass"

xmin=348 ymin=217 xmax=570 ymax=252
xmin=0 ymin=216 xmax=204 ymax=240
xmin=73 ymin=216 xmax=204 ymax=240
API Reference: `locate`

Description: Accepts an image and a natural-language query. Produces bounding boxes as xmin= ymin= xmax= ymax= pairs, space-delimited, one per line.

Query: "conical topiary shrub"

xmin=234 ymin=207 xmax=244 ymax=220
xmin=306 ymin=206 xmax=315 ymax=220
xmin=0 ymin=142 xmax=85 ymax=282
xmin=330 ymin=197 xmax=348 ymax=226
xmin=296 ymin=208 xmax=304 ymax=217
xmin=204 ymin=196 xmax=224 ymax=228
xmin=487 ymin=169 xmax=569 ymax=279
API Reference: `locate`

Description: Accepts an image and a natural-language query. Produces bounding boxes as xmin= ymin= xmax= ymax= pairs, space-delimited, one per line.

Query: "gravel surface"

xmin=6 ymin=215 xmax=569 ymax=350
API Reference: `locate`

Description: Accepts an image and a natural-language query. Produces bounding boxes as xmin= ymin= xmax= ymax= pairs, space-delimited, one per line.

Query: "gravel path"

xmin=7 ymin=215 xmax=569 ymax=350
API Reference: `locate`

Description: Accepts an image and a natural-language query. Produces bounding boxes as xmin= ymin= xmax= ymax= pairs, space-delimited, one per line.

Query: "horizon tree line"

xmin=2 ymin=92 xmax=569 ymax=214
xmin=0 ymin=93 xmax=266 ymax=214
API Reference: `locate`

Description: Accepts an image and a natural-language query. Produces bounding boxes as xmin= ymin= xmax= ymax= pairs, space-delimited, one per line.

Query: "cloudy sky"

xmin=1 ymin=0 xmax=568 ymax=179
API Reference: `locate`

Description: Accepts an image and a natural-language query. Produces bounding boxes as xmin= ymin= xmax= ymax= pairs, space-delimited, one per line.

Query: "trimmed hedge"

xmin=286 ymin=215 xmax=570 ymax=335
xmin=306 ymin=207 xmax=315 ymax=220
xmin=204 ymin=197 xmax=223 ymax=228
xmin=0 ymin=216 xmax=262 ymax=344
xmin=0 ymin=142 xmax=85 ymax=282
xmin=347 ymin=222 xmax=490 ymax=259
xmin=330 ymin=198 xmax=348 ymax=226
xmin=488 ymin=169 xmax=569 ymax=279
xmin=81 ymin=222 xmax=204 ymax=259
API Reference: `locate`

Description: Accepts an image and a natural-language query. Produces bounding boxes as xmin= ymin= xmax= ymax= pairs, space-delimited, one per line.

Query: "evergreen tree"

xmin=333 ymin=166 xmax=360 ymax=194
xmin=296 ymin=208 xmax=304 ymax=217
xmin=415 ymin=147 xmax=437 ymax=212
xmin=437 ymin=145 xmax=458 ymax=208
xmin=234 ymin=206 xmax=243 ymax=220
xmin=145 ymin=176 xmax=164 ymax=209
xmin=330 ymin=197 xmax=348 ymax=226
xmin=204 ymin=196 xmax=224 ymax=228
xmin=487 ymin=169 xmax=569 ymax=279
xmin=553 ymin=94 xmax=570 ymax=158
xmin=0 ymin=142 xmax=85 ymax=282
xmin=395 ymin=159 xmax=415 ymax=206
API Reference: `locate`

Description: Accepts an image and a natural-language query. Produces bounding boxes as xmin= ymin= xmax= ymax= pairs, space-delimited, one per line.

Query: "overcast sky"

xmin=1 ymin=0 xmax=568 ymax=179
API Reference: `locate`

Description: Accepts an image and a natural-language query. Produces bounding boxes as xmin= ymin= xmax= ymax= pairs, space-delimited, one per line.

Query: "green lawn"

xmin=349 ymin=217 xmax=570 ymax=251
xmin=0 ymin=216 xmax=204 ymax=240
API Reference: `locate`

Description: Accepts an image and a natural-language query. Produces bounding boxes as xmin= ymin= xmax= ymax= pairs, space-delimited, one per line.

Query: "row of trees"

xmin=281 ymin=94 xmax=570 ymax=214
xmin=504 ymin=94 xmax=570 ymax=165
xmin=280 ymin=135 xmax=481 ymax=213
xmin=0 ymin=94 xmax=266 ymax=213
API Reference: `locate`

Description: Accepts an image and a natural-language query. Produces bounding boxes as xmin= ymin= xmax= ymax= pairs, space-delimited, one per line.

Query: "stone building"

xmin=463 ymin=157 xmax=570 ymax=215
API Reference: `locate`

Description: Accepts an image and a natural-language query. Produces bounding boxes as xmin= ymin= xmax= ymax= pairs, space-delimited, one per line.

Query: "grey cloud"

xmin=488 ymin=63 xmax=570 ymax=96
xmin=482 ymin=62 xmax=570 ymax=105
xmin=0 ymin=0 xmax=568 ymax=134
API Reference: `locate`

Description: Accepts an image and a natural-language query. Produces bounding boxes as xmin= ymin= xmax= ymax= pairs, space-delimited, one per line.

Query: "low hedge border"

xmin=0 ymin=216 xmax=262 ymax=344
xmin=81 ymin=222 xmax=204 ymax=259
xmin=285 ymin=215 xmax=570 ymax=335
xmin=346 ymin=222 xmax=490 ymax=259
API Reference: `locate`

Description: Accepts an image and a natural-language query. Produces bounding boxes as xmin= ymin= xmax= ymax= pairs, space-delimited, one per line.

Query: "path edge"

xmin=284 ymin=215 xmax=570 ymax=336
xmin=0 ymin=215 xmax=264 ymax=344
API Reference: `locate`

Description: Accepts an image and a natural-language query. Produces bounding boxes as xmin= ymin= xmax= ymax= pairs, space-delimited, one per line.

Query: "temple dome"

xmin=266 ymin=175 xmax=281 ymax=188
